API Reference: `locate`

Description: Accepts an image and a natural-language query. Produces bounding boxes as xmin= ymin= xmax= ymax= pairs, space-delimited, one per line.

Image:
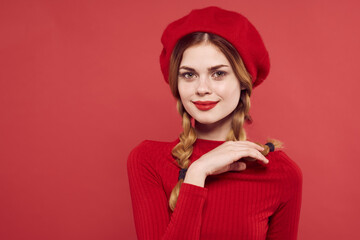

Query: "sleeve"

xmin=266 ymin=150 xmax=303 ymax=240
xmin=127 ymin=141 xmax=208 ymax=240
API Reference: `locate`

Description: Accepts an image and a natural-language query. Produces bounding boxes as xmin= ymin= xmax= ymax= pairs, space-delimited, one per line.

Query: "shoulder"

xmin=268 ymin=150 xmax=302 ymax=174
xmin=267 ymin=150 xmax=303 ymax=189
xmin=127 ymin=139 xmax=179 ymax=167
xmin=128 ymin=139 xmax=178 ymax=157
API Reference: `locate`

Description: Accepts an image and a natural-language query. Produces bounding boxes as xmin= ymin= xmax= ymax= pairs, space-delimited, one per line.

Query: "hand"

xmin=191 ymin=140 xmax=268 ymax=177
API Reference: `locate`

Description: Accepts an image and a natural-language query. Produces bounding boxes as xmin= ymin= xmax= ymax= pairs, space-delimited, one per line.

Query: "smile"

xmin=193 ymin=101 xmax=219 ymax=111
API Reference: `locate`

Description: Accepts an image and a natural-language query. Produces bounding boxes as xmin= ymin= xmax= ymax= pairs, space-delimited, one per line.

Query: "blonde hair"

xmin=168 ymin=32 xmax=282 ymax=211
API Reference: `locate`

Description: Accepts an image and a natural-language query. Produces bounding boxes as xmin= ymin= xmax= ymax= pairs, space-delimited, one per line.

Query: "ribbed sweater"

xmin=127 ymin=138 xmax=302 ymax=240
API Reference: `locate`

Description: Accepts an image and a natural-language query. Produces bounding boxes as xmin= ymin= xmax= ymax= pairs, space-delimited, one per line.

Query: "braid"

xmin=258 ymin=138 xmax=284 ymax=155
xmin=227 ymin=90 xmax=283 ymax=160
xmin=169 ymin=100 xmax=197 ymax=211
xmin=226 ymin=90 xmax=251 ymax=141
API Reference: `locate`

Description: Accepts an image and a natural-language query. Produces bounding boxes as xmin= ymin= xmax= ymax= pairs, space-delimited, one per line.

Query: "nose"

xmin=196 ymin=76 xmax=212 ymax=96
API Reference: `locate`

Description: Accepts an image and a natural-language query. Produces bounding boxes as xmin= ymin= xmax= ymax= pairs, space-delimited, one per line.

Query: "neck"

xmin=194 ymin=114 xmax=233 ymax=141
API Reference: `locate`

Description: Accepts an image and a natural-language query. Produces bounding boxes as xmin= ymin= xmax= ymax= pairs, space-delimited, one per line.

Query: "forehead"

xmin=180 ymin=43 xmax=230 ymax=68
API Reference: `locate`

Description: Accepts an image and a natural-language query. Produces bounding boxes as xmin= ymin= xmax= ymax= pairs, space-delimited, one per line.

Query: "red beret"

xmin=159 ymin=6 xmax=270 ymax=88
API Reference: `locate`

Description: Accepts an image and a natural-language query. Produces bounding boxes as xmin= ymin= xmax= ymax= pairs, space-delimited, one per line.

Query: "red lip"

xmin=193 ymin=101 xmax=219 ymax=111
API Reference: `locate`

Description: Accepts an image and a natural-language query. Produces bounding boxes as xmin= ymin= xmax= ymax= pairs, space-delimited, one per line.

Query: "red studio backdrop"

xmin=1 ymin=0 xmax=359 ymax=239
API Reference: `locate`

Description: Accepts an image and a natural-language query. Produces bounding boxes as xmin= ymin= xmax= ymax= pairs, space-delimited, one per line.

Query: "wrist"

xmin=183 ymin=162 xmax=207 ymax=188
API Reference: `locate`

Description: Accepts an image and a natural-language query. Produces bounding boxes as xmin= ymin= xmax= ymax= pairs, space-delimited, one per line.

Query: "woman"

xmin=127 ymin=6 xmax=302 ymax=240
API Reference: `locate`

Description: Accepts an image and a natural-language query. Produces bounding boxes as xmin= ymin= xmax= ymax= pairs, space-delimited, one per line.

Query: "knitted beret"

xmin=159 ymin=6 xmax=270 ymax=88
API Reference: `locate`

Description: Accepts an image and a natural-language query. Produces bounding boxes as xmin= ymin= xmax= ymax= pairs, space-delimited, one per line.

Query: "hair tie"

xmin=178 ymin=168 xmax=188 ymax=180
xmin=265 ymin=142 xmax=275 ymax=152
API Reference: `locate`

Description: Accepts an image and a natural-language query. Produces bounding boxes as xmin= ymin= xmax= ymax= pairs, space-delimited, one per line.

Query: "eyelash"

xmin=179 ymin=71 xmax=227 ymax=80
xmin=213 ymin=71 xmax=226 ymax=79
xmin=179 ymin=72 xmax=194 ymax=79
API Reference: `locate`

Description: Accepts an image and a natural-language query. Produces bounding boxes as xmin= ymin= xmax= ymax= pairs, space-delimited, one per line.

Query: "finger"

xmin=229 ymin=161 xmax=246 ymax=171
xmin=237 ymin=162 xmax=247 ymax=171
xmin=242 ymin=156 xmax=256 ymax=162
xmin=233 ymin=141 xmax=265 ymax=151
xmin=238 ymin=149 xmax=269 ymax=164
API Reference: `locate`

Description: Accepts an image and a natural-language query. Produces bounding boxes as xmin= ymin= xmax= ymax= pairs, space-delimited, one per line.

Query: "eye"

xmin=179 ymin=72 xmax=196 ymax=79
xmin=212 ymin=71 xmax=227 ymax=79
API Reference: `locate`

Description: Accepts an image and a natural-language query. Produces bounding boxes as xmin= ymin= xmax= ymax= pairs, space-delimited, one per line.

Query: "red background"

xmin=1 ymin=0 xmax=359 ymax=239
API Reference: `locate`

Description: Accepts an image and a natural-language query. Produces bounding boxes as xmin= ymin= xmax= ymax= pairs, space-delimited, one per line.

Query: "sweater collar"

xmin=171 ymin=138 xmax=226 ymax=161
xmin=191 ymin=138 xmax=225 ymax=158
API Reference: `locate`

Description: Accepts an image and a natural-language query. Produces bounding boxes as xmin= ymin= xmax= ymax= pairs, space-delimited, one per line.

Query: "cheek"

xmin=177 ymin=83 xmax=195 ymax=115
xmin=178 ymin=82 xmax=192 ymax=101
xmin=230 ymin=91 xmax=241 ymax=107
xmin=221 ymin=83 xmax=241 ymax=104
xmin=216 ymin=82 xmax=240 ymax=99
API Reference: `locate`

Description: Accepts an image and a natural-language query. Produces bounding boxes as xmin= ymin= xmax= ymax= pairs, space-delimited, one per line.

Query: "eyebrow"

xmin=179 ymin=64 xmax=229 ymax=72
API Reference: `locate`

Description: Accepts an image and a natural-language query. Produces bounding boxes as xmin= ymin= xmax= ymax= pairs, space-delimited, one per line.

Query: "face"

xmin=178 ymin=43 xmax=241 ymax=126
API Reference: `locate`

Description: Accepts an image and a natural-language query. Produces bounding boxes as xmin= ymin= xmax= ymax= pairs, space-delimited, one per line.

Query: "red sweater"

xmin=127 ymin=138 xmax=302 ymax=240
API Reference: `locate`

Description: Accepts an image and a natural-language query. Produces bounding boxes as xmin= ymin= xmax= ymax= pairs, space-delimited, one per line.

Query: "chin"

xmin=194 ymin=117 xmax=223 ymax=125
xmin=192 ymin=111 xmax=234 ymax=127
